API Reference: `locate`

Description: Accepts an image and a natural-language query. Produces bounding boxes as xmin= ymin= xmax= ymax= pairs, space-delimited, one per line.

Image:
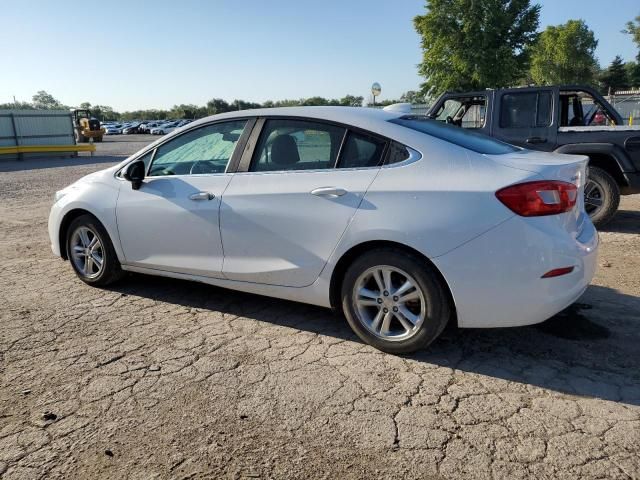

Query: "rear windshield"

xmin=389 ymin=116 xmax=519 ymax=155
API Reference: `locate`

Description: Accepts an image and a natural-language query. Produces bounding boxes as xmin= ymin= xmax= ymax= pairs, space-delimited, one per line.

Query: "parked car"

xmin=426 ymin=85 xmax=640 ymax=226
xmin=104 ymin=124 xmax=124 ymax=135
xmin=48 ymin=107 xmax=597 ymax=353
xmin=122 ymin=123 xmax=141 ymax=134
xmin=151 ymin=121 xmax=180 ymax=135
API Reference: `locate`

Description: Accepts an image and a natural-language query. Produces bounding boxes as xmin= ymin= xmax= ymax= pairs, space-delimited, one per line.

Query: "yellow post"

xmin=89 ymin=137 xmax=94 ymax=157
xmin=631 ymin=114 xmax=634 ymax=127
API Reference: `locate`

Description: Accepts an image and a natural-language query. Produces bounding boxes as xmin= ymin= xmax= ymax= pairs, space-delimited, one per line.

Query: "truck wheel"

xmin=94 ymin=136 xmax=103 ymax=142
xmin=585 ymin=166 xmax=620 ymax=227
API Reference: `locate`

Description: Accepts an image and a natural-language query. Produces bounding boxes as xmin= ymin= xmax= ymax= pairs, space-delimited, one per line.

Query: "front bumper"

xmin=432 ymin=214 xmax=599 ymax=329
xmin=48 ymin=201 xmax=64 ymax=257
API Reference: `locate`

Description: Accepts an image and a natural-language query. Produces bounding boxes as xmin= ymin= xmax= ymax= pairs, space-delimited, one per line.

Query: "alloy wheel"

xmin=70 ymin=226 xmax=104 ymax=279
xmin=352 ymin=265 xmax=426 ymax=342
xmin=584 ymin=179 xmax=604 ymax=216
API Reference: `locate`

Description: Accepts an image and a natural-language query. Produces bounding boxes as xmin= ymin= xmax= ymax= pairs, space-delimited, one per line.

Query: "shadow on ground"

xmin=600 ymin=209 xmax=640 ymax=234
xmin=107 ymin=274 xmax=640 ymax=406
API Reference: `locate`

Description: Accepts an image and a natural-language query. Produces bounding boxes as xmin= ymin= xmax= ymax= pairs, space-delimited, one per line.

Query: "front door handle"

xmin=189 ymin=191 xmax=215 ymax=201
xmin=526 ymin=136 xmax=546 ymax=144
xmin=311 ymin=187 xmax=347 ymax=197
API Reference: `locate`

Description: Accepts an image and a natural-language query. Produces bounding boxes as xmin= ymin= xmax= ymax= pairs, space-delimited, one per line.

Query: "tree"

xmin=400 ymin=91 xmax=425 ymax=104
xmin=79 ymin=102 xmax=92 ymax=110
xmin=529 ymin=20 xmax=598 ymax=85
xmin=170 ymin=104 xmax=207 ymax=119
xmin=339 ymin=95 xmax=364 ymax=107
xmin=625 ymin=61 xmax=640 ymax=88
xmin=599 ymin=56 xmax=629 ymax=92
xmin=32 ymin=90 xmax=63 ymax=109
xmin=231 ymin=99 xmax=261 ymax=111
xmin=623 ymin=14 xmax=640 ymax=61
xmin=414 ymin=0 xmax=540 ymax=95
xmin=0 ymin=101 xmax=35 ymax=110
xmin=206 ymin=98 xmax=231 ymax=115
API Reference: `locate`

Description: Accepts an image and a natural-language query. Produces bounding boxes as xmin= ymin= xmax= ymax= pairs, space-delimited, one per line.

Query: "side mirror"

xmin=123 ymin=160 xmax=145 ymax=190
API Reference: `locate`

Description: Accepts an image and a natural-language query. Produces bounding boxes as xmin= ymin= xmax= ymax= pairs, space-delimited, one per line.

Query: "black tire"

xmin=585 ymin=166 xmax=620 ymax=227
xmin=94 ymin=136 xmax=103 ymax=143
xmin=65 ymin=214 xmax=124 ymax=286
xmin=341 ymin=248 xmax=451 ymax=354
xmin=76 ymin=134 xmax=87 ymax=143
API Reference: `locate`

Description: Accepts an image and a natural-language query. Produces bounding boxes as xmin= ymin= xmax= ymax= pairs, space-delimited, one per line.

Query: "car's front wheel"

xmin=66 ymin=214 xmax=124 ymax=286
xmin=341 ymin=249 xmax=451 ymax=354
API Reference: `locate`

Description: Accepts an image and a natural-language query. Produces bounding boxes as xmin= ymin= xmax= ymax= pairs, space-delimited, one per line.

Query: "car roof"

xmin=188 ymin=106 xmax=404 ymax=132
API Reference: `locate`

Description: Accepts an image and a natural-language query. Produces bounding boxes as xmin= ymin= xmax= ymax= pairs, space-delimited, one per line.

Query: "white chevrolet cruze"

xmin=49 ymin=107 xmax=598 ymax=353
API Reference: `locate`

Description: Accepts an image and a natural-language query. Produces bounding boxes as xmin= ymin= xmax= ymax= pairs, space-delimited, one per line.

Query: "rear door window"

xmin=337 ymin=131 xmax=386 ymax=169
xmin=500 ymin=92 xmax=552 ymax=128
xmin=251 ymin=119 xmax=345 ymax=172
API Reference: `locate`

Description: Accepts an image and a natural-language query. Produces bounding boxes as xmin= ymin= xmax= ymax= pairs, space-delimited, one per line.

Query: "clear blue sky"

xmin=1 ymin=0 xmax=638 ymax=111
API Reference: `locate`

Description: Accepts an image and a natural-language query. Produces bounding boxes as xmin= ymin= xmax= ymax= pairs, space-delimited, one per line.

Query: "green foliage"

xmin=529 ymin=20 xmax=598 ymax=85
xmin=625 ymin=61 xmax=640 ymax=88
xmin=599 ymin=56 xmax=629 ymax=92
xmin=400 ymin=91 xmax=425 ymax=104
xmin=414 ymin=0 xmax=540 ymax=95
xmin=32 ymin=90 xmax=65 ymax=109
xmin=0 ymin=101 xmax=36 ymax=110
xmin=3 ymin=92 xmax=367 ymax=120
xmin=623 ymin=15 xmax=640 ymax=61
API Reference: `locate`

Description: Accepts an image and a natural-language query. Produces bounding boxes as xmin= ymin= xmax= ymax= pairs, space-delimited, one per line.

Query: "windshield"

xmin=390 ymin=116 xmax=519 ymax=155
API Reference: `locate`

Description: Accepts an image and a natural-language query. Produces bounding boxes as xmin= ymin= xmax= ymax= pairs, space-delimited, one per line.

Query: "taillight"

xmin=496 ymin=181 xmax=577 ymax=217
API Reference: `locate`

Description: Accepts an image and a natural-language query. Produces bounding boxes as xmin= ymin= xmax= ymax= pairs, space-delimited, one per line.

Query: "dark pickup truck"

xmin=426 ymin=85 xmax=640 ymax=226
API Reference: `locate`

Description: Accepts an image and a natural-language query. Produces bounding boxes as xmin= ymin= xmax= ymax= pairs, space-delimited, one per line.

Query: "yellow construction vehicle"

xmin=72 ymin=109 xmax=105 ymax=143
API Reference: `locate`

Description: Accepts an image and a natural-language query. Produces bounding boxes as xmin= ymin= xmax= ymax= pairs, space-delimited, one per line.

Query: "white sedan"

xmin=150 ymin=122 xmax=180 ymax=135
xmin=48 ymin=107 xmax=598 ymax=353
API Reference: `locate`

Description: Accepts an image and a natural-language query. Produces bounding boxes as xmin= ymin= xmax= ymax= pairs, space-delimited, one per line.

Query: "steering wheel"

xmin=190 ymin=160 xmax=217 ymax=175
xmin=190 ymin=160 xmax=204 ymax=175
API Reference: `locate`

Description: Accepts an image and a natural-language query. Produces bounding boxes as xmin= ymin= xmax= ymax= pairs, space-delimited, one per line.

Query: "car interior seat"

xmin=270 ymin=134 xmax=300 ymax=167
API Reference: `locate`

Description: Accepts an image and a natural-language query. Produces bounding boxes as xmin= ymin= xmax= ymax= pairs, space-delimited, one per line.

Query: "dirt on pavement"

xmin=1 ymin=138 xmax=639 ymax=479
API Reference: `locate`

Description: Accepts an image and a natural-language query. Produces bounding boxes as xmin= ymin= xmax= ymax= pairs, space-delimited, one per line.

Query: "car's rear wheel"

xmin=585 ymin=166 xmax=619 ymax=227
xmin=66 ymin=214 xmax=124 ymax=286
xmin=341 ymin=249 xmax=451 ymax=354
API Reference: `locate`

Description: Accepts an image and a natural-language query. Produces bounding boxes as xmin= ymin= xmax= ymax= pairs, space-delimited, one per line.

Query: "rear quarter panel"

xmin=328 ymin=137 xmax=538 ymax=263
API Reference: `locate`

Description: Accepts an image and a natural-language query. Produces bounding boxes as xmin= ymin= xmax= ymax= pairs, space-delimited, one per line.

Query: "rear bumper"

xmin=621 ymin=172 xmax=640 ymax=195
xmin=432 ymin=214 xmax=598 ymax=328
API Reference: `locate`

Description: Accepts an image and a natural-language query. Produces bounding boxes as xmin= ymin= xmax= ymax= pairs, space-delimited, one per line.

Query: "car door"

xmin=116 ymin=119 xmax=251 ymax=277
xmin=220 ymin=118 xmax=387 ymax=287
xmin=492 ymin=88 xmax=557 ymax=151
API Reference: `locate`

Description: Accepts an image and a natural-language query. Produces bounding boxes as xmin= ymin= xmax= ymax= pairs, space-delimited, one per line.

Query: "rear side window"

xmin=500 ymin=92 xmax=552 ymax=128
xmin=390 ymin=117 xmax=519 ymax=155
xmin=251 ymin=119 xmax=345 ymax=171
xmin=337 ymin=131 xmax=386 ymax=169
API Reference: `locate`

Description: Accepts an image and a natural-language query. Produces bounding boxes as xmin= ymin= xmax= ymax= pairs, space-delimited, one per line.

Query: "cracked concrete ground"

xmin=1 ymin=137 xmax=640 ymax=479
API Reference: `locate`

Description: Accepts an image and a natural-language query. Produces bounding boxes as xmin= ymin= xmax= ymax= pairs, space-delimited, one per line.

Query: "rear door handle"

xmin=526 ymin=136 xmax=546 ymax=144
xmin=311 ymin=187 xmax=347 ymax=197
xmin=189 ymin=191 xmax=215 ymax=201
